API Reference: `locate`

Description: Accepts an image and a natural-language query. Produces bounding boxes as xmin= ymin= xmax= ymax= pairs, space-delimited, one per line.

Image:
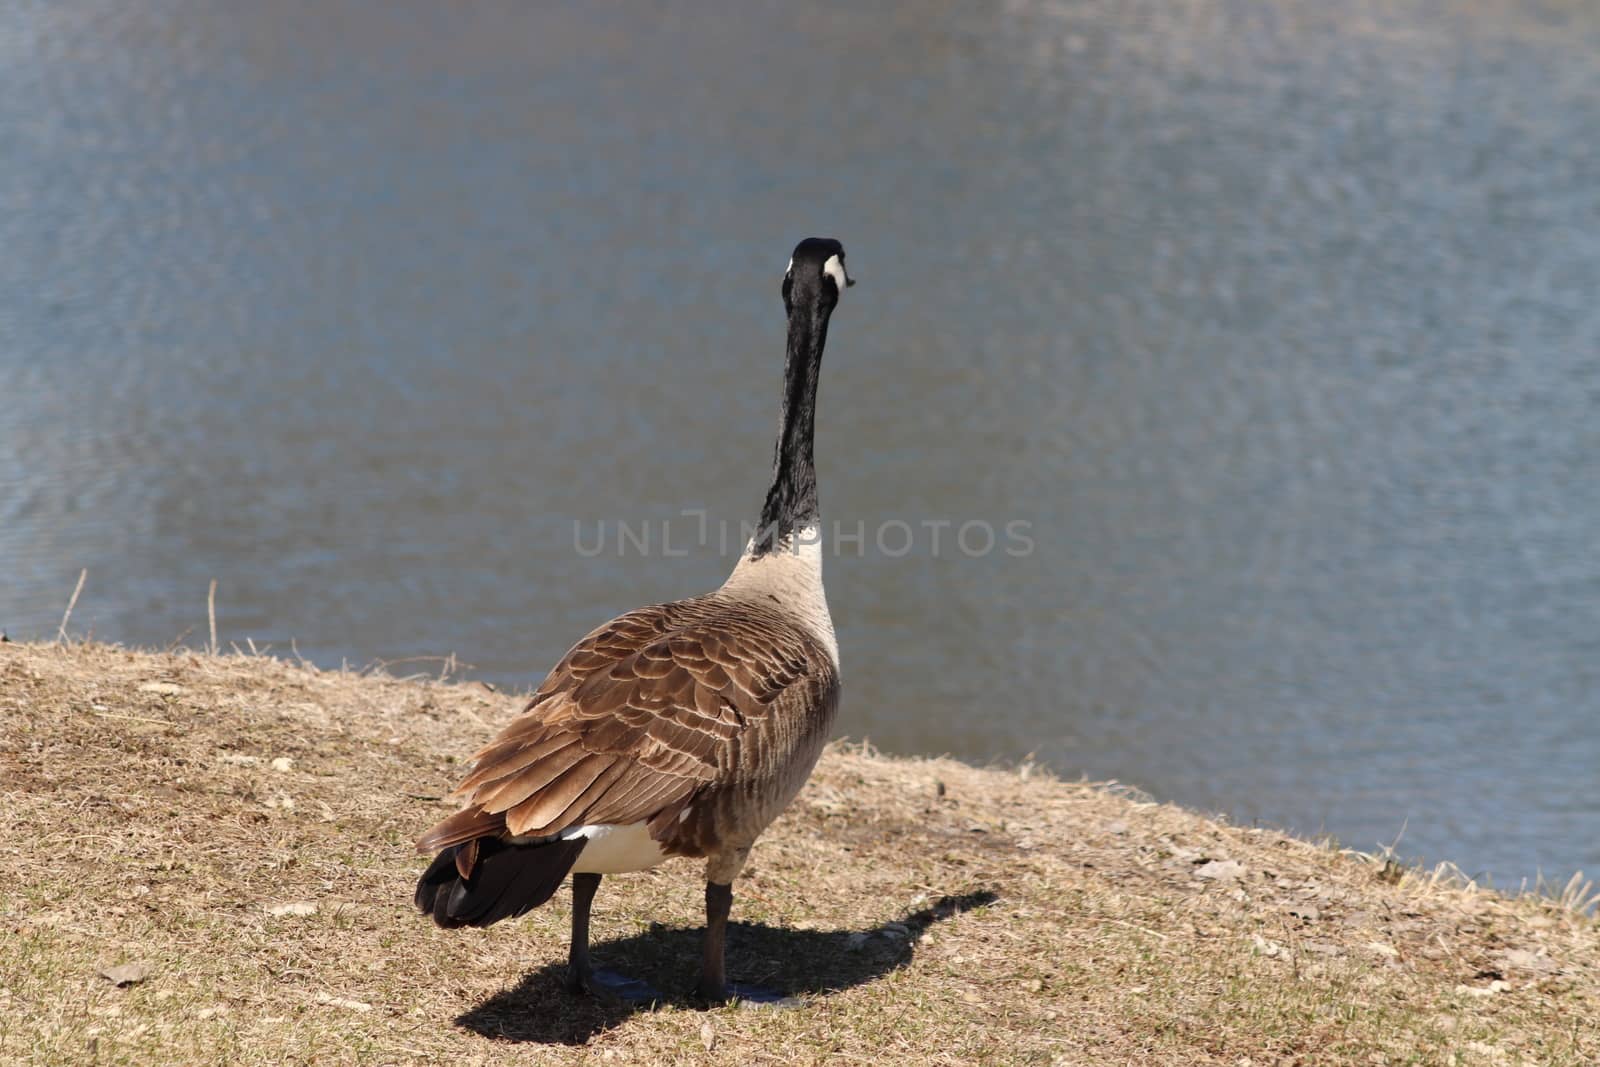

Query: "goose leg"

xmin=696 ymin=880 xmax=733 ymax=1001
xmin=567 ymin=872 xmax=659 ymax=1005
xmin=696 ymin=851 xmax=797 ymax=1008
xmin=566 ymin=873 xmax=600 ymax=993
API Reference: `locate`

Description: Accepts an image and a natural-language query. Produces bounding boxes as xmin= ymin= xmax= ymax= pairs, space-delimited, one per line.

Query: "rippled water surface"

xmin=4 ymin=0 xmax=1599 ymax=887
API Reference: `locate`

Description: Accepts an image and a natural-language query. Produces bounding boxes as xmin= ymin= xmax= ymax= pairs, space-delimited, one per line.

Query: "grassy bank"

xmin=1 ymin=641 xmax=1595 ymax=1065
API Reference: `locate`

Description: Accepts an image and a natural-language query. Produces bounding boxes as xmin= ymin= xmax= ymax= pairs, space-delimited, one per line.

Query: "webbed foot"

xmin=571 ymin=965 xmax=662 ymax=1007
xmin=695 ymin=978 xmax=800 ymax=1010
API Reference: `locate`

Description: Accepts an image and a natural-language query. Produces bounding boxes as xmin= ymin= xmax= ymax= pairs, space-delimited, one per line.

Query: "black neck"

xmin=752 ymin=297 xmax=829 ymax=557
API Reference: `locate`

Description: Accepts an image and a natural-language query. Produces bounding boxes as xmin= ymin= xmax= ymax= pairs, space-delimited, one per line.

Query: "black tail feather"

xmin=415 ymin=836 xmax=587 ymax=929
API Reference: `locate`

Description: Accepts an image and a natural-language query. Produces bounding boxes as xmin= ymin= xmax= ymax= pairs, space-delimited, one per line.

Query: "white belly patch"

xmin=563 ymin=822 xmax=667 ymax=875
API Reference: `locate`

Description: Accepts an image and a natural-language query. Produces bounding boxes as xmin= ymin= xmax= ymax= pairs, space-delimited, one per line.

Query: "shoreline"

xmin=2 ymin=641 xmax=1595 ymax=1065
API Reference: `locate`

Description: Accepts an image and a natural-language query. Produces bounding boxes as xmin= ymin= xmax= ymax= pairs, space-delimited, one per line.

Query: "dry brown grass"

xmin=1 ymin=641 xmax=1596 ymax=1065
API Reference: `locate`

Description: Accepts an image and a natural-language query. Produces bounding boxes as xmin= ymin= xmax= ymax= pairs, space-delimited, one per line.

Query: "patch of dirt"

xmin=1 ymin=641 xmax=1596 ymax=1065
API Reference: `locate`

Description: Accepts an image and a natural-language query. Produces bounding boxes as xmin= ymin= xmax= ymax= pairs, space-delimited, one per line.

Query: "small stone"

xmin=1251 ymin=934 xmax=1285 ymax=959
xmin=99 ymin=963 xmax=150 ymax=987
xmin=314 ymin=992 xmax=371 ymax=1012
xmin=265 ymin=902 xmax=317 ymax=918
xmin=269 ymin=757 xmax=293 ymax=773
xmin=1455 ymin=979 xmax=1511 ymax=997
xmin=1499 ymin=948 xmax=1557 ymax=974
xmin=138 ymin=683 xmax=184 ymax=696
xmin=1195 ymin=859 xmax=1246 ymax=881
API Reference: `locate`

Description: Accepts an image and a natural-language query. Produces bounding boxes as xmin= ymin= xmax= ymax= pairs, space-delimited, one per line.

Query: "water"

xmin=3 ymin=0 xmax=1598 ymax=889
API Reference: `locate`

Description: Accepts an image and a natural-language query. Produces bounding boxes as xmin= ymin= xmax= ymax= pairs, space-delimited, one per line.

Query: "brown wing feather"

xmin=415 ymin=595 xmax=834 ymax=856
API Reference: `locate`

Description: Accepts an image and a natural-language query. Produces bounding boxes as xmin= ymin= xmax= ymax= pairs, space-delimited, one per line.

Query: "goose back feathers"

xmin=416 ymin=590 xmax=840 ymax=872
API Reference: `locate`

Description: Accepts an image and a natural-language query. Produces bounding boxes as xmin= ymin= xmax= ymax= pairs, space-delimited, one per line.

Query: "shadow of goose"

xmin=455 ymin=889 xmax=998 ymax=1046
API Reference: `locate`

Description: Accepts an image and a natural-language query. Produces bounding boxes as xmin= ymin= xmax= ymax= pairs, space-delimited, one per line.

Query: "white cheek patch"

xmin=822 ymin=254 xmax=848 ymax=293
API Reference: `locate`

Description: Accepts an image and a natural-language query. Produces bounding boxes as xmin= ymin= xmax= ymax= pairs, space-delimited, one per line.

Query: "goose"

xmin=415 ymin=237 xmax=854 ymax=1004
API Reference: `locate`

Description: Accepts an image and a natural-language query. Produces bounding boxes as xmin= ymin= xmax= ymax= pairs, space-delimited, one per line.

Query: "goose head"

xmin=783 ymin=237 xmax=854 ymax=314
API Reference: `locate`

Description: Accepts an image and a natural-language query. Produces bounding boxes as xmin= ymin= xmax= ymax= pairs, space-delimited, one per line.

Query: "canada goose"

xmin=415 ymin=237 xmax=854 ymax=1004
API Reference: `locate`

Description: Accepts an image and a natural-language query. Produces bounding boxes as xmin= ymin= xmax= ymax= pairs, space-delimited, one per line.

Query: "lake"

xmin=3 ymin=0 xmax=1598 ymax=890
